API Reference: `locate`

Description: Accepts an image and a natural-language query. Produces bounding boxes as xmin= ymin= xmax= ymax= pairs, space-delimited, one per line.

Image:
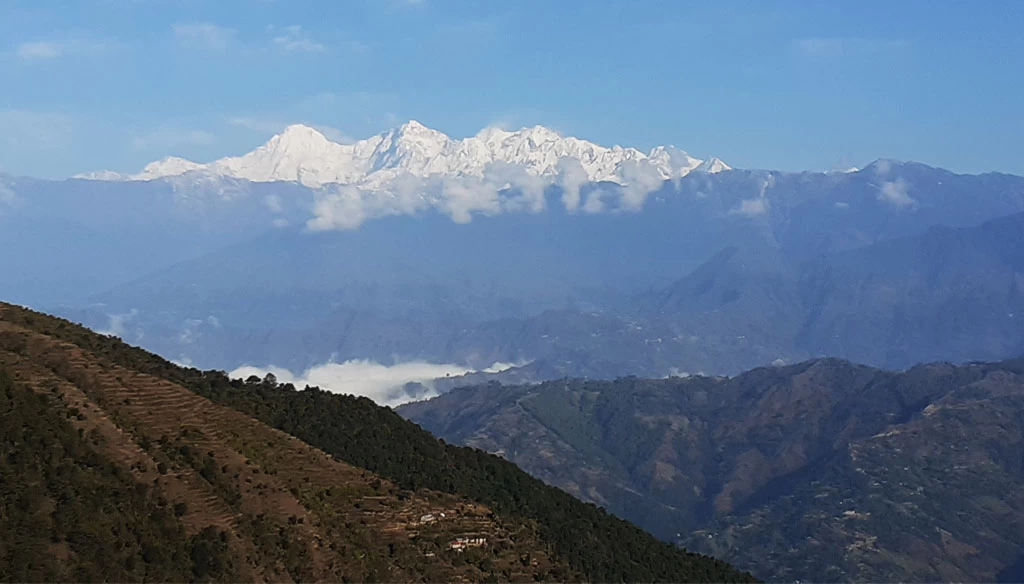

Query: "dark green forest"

xmin=0 ymin=369 xmax=234 ymax=582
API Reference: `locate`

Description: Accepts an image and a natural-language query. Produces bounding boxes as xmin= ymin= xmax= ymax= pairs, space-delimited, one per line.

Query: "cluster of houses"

xmin=448 ymin=537 xmax=487 ymax=552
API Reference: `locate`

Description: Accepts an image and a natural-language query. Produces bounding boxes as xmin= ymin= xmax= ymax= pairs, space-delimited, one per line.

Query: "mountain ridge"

xmin=76 ymin=121 xmax=728 ymax=188
xmin=400 ymin=355 xmax=1024 ymax=582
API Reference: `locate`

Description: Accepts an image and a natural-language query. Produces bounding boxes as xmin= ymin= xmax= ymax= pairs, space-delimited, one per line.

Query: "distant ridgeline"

xmin=0 ymin=301 xmax=753 ymax=583
xmin=400 ymin=356 xmax=1024 ymax=582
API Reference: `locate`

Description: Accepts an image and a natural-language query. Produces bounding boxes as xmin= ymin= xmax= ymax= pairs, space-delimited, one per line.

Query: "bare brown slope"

xmin=0 ymin=314 xmax=565 ymax=582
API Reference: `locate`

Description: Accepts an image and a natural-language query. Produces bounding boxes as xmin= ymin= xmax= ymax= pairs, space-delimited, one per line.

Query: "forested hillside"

xmin=402 ymin=357 xmax=1024 ymax=582
xmin=0 ymin=301 xmax=752 ymax=583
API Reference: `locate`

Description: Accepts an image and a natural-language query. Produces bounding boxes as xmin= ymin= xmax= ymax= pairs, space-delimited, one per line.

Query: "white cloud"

xmin=618 ymin=160 xmax=665 ymax=210
xmin=306 ymin=162 xmax=554 ymax=230
xmin=481 ymin=162 xmax=547 ymax=213
xmin=877 ymin=177 xmax=915 ymax=207
xmin=173 ymin=23 xmax=235 ymax=51
xmin=557 ymin=158 xmax=589 ymax=211
xmin=0 ymin=183 xmax=17 ymax=208
xmin=17 ymin=41 xmax=60 ymax=60
xmin=133 ymin=126 xmax=215 ymax=151
xmin=229 ymin=359 xmax=514 ymax=408
xmin=16 ymin=37 xmax=116 ymax=60
xmin=582 ymin=188 xmax=609 ymax=214
xmin=792 ymin=37 xmax=909 ymax=58
xmin=307 ymin=185 xmax=370 ymax=231
xmin=264 ymin=194 xmax=283 ymax=213
xmin=96 ymin=309 xmax=139 ymax=339
xmin=729 ymin=175 xmax=772 ymax=217
xmin=272 ymin=25 xmax=326 ymax=53
xmin=440 ymin=176 xmax=501 ymax=223
xmin=730 ymin=197 xmax=769 ymax=217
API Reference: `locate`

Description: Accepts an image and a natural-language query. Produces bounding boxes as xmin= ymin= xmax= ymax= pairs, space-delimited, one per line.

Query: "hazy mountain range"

xmin=3 ymin=122 xmax=1024 ymax=399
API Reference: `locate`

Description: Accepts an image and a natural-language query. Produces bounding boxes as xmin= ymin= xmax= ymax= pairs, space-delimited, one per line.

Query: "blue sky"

xmin=1 ymin=0 xmax=1023 ymax=178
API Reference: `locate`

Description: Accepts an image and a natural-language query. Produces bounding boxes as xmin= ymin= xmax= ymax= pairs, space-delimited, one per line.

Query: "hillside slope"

xmin=0 ymin=301 xmax=752 ymax=583
xmin=401 ymin=358 xmax=1024 ymax=582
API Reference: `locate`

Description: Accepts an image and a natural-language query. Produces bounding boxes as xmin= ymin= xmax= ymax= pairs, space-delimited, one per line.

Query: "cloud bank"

xmin=305 ymin=162 xmax=557 ymax=230
xmin=229 ymin=359 xmax=514 ymax=407
xmin=303 ymin=160 xmax=688 ymax=230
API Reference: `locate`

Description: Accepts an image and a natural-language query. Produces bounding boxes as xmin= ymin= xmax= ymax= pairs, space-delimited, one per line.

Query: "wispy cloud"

xmin=271 ymin=25 xmax=326 ymax=53
xmin=173 ymin=23 xmax=361 ymax=56
xmin=792 ymin=37 xmax=909 ymax=58
xmin=17 ymin=41 xmax=60 ymax=60
xmin=133 ymin=125 xmax=215 ymax=150
xmin=0 ymin=183 xmax=17 ymax=208
xmin=877 ymin=177 xmax=916 ymax=208
xmin=729 ymin=176 xmax=773 ymax=217
xmin=730 ymin=197 xmax=769 ymax=217
xmin=15 ymin=37 xmax=117 ymax=61
xmin=0 ymin=110 xmax=73 ymax=148
xmin=172 ymin=22 xmax=235 ymax=51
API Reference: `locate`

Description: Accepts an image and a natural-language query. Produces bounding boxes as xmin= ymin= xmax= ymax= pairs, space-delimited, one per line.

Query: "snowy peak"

xmin=267 ymin=124 xmax=333 ymax=150
xmin=138 ymin=157 xmax=205 ymax=180
xmin=83 ymin=121 xmax=728 ymax=189
xmin=695 ymin=157 xmax=731 ymax=174
xmin=647 ymin=146 xmax=703 ymax=178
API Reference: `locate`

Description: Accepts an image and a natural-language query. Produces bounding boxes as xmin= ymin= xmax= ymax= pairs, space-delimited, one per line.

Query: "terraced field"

xmin=0 ymin=316 xmax=563 ymax=582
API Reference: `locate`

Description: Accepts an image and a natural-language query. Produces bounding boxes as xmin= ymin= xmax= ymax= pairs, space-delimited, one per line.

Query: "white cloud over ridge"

xmin=305 ymin=162 xmax=556 ymax=230
xmin=730 ymin=197 xmax=768 ymax=217
xmin=301 ymin=158 xmax=712 ymax=230
xmin=878 ymin=177 xmax=915 ymax=207
xmin=729 ymin=175 xmax=773 ymax=217
xmin=229 ymin=359 xmax=515 ymax=408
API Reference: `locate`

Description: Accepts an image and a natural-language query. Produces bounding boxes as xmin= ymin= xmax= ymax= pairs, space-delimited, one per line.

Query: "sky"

xmin=1 ymin=0 xmax=1023 ymax=179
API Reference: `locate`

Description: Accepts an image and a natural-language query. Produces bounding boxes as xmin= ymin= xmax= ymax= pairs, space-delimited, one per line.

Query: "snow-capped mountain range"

xmin=78 ymin=121 xmax=729 ymax=189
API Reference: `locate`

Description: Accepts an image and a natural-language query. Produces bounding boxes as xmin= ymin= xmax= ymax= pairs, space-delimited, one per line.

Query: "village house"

xmin=448 ymin=537 xmax=487 ymax=552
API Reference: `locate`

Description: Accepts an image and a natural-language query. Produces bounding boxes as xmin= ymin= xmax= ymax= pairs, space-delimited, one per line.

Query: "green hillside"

xmin=0 ymin=301 xmax=753 ymax=583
